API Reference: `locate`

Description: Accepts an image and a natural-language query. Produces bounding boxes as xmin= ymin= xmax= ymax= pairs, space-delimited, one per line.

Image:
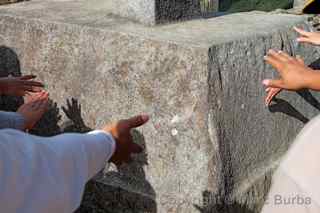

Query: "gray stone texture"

xmin=294 ymin=0 xmax=306 ymax=8
xmin=109 ymin=0 xmax=218 ymax=25
xmin=0 ymin=0 xmax=319 ymax=212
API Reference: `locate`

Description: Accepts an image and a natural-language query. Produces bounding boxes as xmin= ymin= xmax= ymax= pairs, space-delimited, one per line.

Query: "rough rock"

xmin=294 ymin=0 xmax=306 ymax=8
xmin=0 ymin=0 xmax=319 ymax=212
xmin=92 ymin=0 xmax=219 ymax=25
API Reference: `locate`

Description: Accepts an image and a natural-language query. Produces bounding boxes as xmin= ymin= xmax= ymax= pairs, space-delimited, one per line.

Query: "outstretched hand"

xmin=102 ymin=114 xmax=149 ymax=166
xmin=0 ymin=75 xmax=44 ymax=97
xmin=263 ymin=50 xmax=316 ymax=105
xmin=17 ymin=91 xmax=49 ymax=130
xmin=294 ymin=27 xmax=320 ymax=46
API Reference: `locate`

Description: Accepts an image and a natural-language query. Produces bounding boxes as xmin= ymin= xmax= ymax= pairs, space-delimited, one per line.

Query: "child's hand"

xmin=294 ymin=27 xmax=320 ymax=46
xmin=263 ymin=50 xmax=316 ymax=105
xmin=0 ymin=75 xmax=44 ymax=96
xmin=264 ymin=53 xmax=307 ymax=106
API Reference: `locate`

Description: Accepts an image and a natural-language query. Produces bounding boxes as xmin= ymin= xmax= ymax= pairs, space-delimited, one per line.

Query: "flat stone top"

xmin=0 ymin=0 xmax=309 ymax=48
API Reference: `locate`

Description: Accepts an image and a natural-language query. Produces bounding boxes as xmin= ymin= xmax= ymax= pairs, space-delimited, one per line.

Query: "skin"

xmin=263 ymin=49 xmax=320 ymax=105
xmin=264 ymin=27 xmax=320 ymax=106
xmin=102 ymin=114 xmax=149 ymax=166
xmin=17 ymin=91 xmax=49 ymax=130
xmin=0 ymin=75 xmax=44 ymax=96
xmin=0 ymin=72 xmax=148 ymax=166
xmin=294 ymin=27 xmax=320 ymax=46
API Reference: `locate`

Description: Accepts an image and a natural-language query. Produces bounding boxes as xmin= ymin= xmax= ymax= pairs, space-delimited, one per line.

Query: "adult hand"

xmin=0 ymin=75 xmax=44 ymax=96
xmin=263 ymin=50 xmax=316 ymax=105
xmin=294 ymin=27 xmax=320 ymax=46
xmin=102 ymin=114 xmax=149 ymax=166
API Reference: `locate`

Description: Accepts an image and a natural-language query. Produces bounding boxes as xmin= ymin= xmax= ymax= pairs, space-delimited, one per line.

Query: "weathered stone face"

xmin=294 ymin=0 xmax=306 ymax=7
xmin=110 ymin=0 xmax=219 ymax=25
xmin=0 ymin=0 xmax=319 ymax=212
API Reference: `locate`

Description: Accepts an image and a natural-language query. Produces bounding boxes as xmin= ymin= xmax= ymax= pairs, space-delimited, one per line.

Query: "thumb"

xmin=124 ymin=114 xmax=149 ymax=129
xmin=263 ymin=79 xmax=285 ymax=89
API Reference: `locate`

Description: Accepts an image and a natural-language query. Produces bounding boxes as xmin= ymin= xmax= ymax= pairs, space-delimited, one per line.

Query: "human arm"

xmin=0 ymin=75 xmax=44 ymax=96
xmin=0 ymin=129 xmax=115 ymax=213
xmin=0 ymin=111 xmax=25 ymax=130
xmin=0 ymin=114 xmax=148 ymax=213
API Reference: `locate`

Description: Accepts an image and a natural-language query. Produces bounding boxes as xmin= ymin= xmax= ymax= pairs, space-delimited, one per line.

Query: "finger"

xmin=23 ymin=80 xmax=44 ymax=87
xmin=25 ymin=86 xmax=43 ymax=93
xmin=265 ymin=89 xmax=282 ymax=106
xmin=20 ymin=75 xmax=36 ymax=80
xmin=278 ymin=51 xmax=293 ymax=61
xmin=296 ymin=55 xmax=305 ymax=65
xmin=25 ymin=91 xmax=42 ymax=102
xmin=125 ymin=114 xmax=149 ymax=129
xmin=297 ymin=37 xmax=313 ymax=44
xmin=294 ymin=27 xmax=312 ymax=37
xmin=38 ymin=91 xmax=49 ymax=100
xmin=262 ymin=79 xmax=285 ymax=89
xmin=131 ymin=143 xmax=143 ymax=154
xmin=33 ymin=93 xmax=48 ymax=110
xmin=268 ymin=50 xmax=288 ymax=62
xmin=264 ymin=55 xmax=284 ymax=74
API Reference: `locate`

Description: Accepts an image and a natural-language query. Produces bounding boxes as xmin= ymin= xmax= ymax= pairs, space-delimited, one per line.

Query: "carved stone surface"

xmin=0 ymin=0 xmax=319 ymax=212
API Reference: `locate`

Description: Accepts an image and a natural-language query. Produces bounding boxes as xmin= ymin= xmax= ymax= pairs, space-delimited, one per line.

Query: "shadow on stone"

xmin=0 ymin=45 xmax=156 ymax=213
xmin=61 ymin=98 xmax=92 ymax=133
xmin=268 ymin=98 xmax=309 ymax=124
xmin=0 ymin=46 xmax=23 ymax=111
xmin=194 ymin=191 xmax=254 ymax=213
xmin=78 ymin=130 xmax=157 ymax=213
xmin=297 ymin=89 xmax=320 ymax=111
xmin=29 ymin=99 xmax=62 ymax=136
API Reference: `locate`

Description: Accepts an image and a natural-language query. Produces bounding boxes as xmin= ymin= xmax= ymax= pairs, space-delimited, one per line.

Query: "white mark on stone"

xmin=241 ymin=104 xmax=245 ymax=109
xmin=171 ymin=115 xmax=180 ymax=124
xmin=171 ymin=128 xmax=178 ymax=136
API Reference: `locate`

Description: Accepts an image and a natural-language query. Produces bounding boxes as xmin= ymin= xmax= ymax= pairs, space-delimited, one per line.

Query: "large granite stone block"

xmin=109 ymin=0 xmax=218 ymax=25
xmin=0 ymin=0 xmax=319 ymax=212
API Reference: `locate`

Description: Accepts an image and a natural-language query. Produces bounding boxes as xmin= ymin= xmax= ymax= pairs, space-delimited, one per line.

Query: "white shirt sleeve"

xmin=0 ymin=111 xmax=25 ymax=130
xmin=0 ymin=128 xmax=115 ymax=213
xmin=261 ymin=114 xmax=320 ymax=213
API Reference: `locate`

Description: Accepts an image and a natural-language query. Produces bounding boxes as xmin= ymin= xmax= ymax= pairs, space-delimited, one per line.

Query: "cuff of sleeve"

xmin=15 ymin=113 xmax=26 ymax=130
xmin=87 ymin=130 xmax=116 ymax=158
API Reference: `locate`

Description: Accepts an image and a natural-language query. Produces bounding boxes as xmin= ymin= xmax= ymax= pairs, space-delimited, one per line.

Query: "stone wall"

xmin=0 ymin=0 xmax=319 ymax=212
